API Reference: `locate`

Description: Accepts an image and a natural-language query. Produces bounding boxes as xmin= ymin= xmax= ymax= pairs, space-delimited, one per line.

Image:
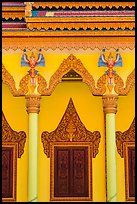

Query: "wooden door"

xmin=54 ymin=146 xmax=89 ymax=197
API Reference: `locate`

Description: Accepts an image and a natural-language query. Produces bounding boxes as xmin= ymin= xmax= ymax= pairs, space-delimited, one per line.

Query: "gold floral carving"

xmin=116 ymin=118 xmax=135 ymax=158
xmin=27 ymin=22 xmax=135 ymax=31
xmin=18 ymin=74 xmax=29 ymax=96
xmin=37 ymin=74 xmax=48 ymax=95
xmin=41 ymin=98 xmax=101 ymax=158
xmin=2 ymin=64 xmax=29 ymax=96
xmin=2 ymin=64 xmax=19 ymax=96
xmin=25 ymin=94 xmax=41 ymax=114
xmin=2 ymin=112 xmax=27 ymax=158
xmin=38 ymin=54 xmax=106 ymax=96
xmin=114 ymin=69 xmax=135 ymax=95
xmin=2 ymin=36 xmax=135 ymax=50
xmin=102 ymin=94 xmax=118 ymax=114
xmin=33 ymin=2 xmax=135 ymax=9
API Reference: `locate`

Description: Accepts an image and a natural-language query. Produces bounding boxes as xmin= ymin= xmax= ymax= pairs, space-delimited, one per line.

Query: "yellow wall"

xmin=2 ymin=49 xmax=135 ymax=89
xmin=2 ymin=49 xmax=135 ymax=202
xmin=38 ymin=81 xmax=106 ymax=202
xmin=116 ymin=85 xmax=135 ymax=201
xmin=2 ymin=83 xmax=28 ymax=202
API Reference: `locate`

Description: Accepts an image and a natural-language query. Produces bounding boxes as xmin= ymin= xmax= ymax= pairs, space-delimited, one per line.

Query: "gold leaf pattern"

xmin=41 ymin=98 xmax=101 ymax=158
xmin=2 ymin=112 xmax=27 ymax=158
xmin=116 ymin=118 xmax=135 ymax=158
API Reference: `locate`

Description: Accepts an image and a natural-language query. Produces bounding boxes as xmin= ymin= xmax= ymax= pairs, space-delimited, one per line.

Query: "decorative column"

xmin=102 ymin=94 xmax=118 ymax=202
xmin=25 ymin=94 xmax=41 ymax=202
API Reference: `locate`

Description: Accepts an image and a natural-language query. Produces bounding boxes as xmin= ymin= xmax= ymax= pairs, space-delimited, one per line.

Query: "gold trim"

xmin=2 ymin=64 xmax=29 ymax=96
xmin=2 ymin=64 xmax=19 ymax=96
xmin=2 ymin=36 xmax=135 ymax=51
xmin=25 ymin=94 xmax=41 ymax=114
xmin=116 ymin=118 xmax=135 ymax=158
xmin=33 ymin=2 xmax=135 ymax=9
xmin=2 ymin=12 xmax=25 ymax=20
xmin=2 ymin=111 xmax=27 ymax=158
xmin=102 ymin=94 xmax=118 ymax=114
xmin=41 ymin=98 xmax=101 ymax=158
xmin=114 ymin=69 xmax=135 ymax=95
xmin=37 ymin=74 xmax=48 ymax=95
xmin=2 ymin=31 xmax=135 ymax=37
xmin=50 ymin=142 xmax=93 ymax=202
xmin=2 ymin=144 xmax=17 ymax=202
xmin=25 ymin=17 xmax=135 ymax=23
xmin=26 ymin=22 xmax=135 ymax=31
xmin=123 ymin=143 xmax=135 ymax=202
xmin=38 ymin=54 xmax=106 ymax=96
xmin=2 ymin=7 xmax=25 ymax=12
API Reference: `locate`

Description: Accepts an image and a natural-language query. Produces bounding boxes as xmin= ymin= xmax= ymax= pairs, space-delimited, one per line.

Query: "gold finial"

xmin=30 ymin=52 xmax=35 ymax=59
xmin=108 ymin=52 xmax=113 ymax=59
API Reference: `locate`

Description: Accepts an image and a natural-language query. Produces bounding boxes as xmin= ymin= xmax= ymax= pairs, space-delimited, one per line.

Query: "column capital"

xmin=102 ymin=94 xmax=118 ymax=114
xmin=25 ymin=94 xmax=41 ymax=114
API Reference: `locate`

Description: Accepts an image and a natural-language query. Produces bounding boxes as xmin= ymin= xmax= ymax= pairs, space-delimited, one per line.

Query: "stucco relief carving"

xmin=114 ymin=69 xmax=135 ymax=95
xmin=41 ymin=98 xmax=101 ymax=158
xmin=2 ymin=64 xmax=29 ymax=96
xmin=2 ymin=112 xmax=27 ymax=158
xmin=38 ymin=54 xmax=106 ymax=96
xmin=25 ymin=94 xmax=41 ymax=114
xmin=2 ymin=62 xmax=135 ymax=98
xmin=2 ymin=64 xmax=18 ymax=96
xmin=37 ymin=74 xmax=48 ymax=95
xmin=102 ymin=94 xmax=118 ymax=114
xmin=116 ymin=118 xmax=135 ymax=158
xmin=2 ymin=37 xmax=135 ymax=50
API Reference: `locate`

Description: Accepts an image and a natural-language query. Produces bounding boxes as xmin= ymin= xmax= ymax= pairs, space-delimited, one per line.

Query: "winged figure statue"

xmin=21 ymin=49 xmax=45 ymax=86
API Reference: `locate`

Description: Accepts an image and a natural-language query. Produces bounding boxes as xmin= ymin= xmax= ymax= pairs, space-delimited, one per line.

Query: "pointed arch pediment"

xmin=38 ymin=54 xmax=106 ymax=96
xmin=2 ymin=111 xmax=27 ymax=158
xmin=41 ymin=98 xmax=101 ymax=158
xmin=116 ymin=118 xmax=135 ymax=158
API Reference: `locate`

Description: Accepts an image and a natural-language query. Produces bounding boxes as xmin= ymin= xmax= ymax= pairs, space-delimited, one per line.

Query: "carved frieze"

xmin=114 ymin=69 xmax=135 ymax=95
xmin=25 ymin=94 xmax=41 ymax=114
xmin=116 ymin=118 xmax=135 ymax=158
xmin=2 ymin=112 xmax=27 ymax=158
xmin=2 ymin=64 xmax=29 ymax=96
xmin=38 ymin=54 xmax=106 ymax=96
xmin=102 ymin=94 xmax=118 ymax=114
xmin=33 ymin=2 xmax=135 ymax=9
xmin=41 ymin=98 xmax=101 ymax=158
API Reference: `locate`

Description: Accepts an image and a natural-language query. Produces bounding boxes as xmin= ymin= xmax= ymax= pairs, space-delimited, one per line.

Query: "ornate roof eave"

xmin=24 ymin=15 xmax=135 ymax=31
xmin=2 ymin=5 xmax=25 ymax=20
xmin=25 ymin=16 xmax=135 ymax=23
xmin=33 ymin=2 xmax=135 ymax=9
xmin=2 ymin=31 xmax=135 ymax=51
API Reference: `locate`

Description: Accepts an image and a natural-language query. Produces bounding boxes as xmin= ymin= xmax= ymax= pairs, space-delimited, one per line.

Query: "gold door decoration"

xmin=2 ymin=112 xmax=27 ymax=202
xmin=41 ymin=98 xmax=101 ymax=202
xmin=41 ymin=98 xmax=101 ymax=158
xmin=116 ymin=118 xmax=135 ymax=201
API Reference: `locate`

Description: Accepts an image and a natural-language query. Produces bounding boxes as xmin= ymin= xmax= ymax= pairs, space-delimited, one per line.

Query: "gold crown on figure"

xmin=108 ymin=52 xmax=113 ymax=59
xmin=30 ymin=52 xmax=36 ymax=59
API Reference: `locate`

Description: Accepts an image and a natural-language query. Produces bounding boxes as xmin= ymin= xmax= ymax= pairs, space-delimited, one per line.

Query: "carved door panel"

xmin=128 ymin=147 xmax=135 ymax=197
xmin=54 ymin=146 xmax=88 ymax=197
xmin=2 ymin=147 xmax=14 ymax=199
